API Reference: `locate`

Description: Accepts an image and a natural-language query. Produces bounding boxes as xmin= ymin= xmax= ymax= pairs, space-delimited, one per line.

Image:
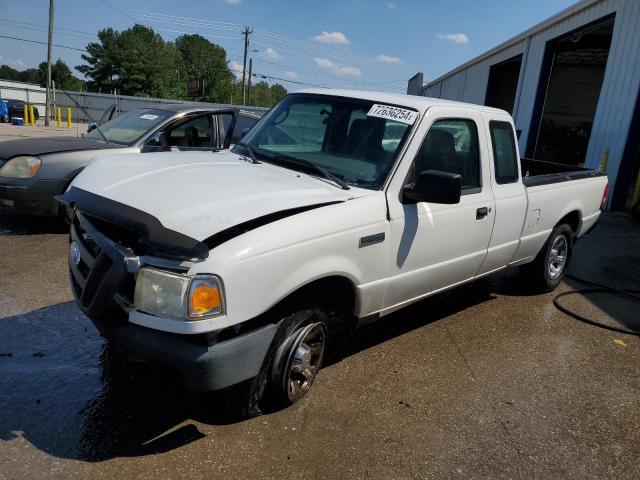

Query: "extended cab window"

xmin=489 ymin=121 xmax=519 ymax=184
xmin=411 ymin=118 xmax=481 ymax=191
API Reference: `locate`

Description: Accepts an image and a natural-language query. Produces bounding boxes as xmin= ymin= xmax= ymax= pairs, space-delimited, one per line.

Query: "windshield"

xmin=238 ymin=94 xmax=417 ymax=189
xmin=85 ymin=108 xmax=173 ymax=145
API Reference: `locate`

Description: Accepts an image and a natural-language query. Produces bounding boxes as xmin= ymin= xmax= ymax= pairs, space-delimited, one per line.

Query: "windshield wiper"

xmin=236 ymin=141 xmax=260 ymax=164
xmin=269 ymin=152 xmax=350 ymax=190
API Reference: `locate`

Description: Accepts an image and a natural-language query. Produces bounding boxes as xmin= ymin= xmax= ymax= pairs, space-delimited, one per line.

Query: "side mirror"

xmin=402 ymin=170 xmax=461 ymax=204
xmin=149 ymin=131 xmax=167 ymax=146
xmin=87 ymin=123 xmax=97 ymax=133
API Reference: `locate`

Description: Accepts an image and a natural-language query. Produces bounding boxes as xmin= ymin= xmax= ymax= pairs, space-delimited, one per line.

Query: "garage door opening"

xmin=529 ymin=18 xmax=614 ymax=166
xmin=485 ymin=54 xmax=522 ymax=115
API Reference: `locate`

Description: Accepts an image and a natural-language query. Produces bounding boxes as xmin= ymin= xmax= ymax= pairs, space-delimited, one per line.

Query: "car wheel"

xmin=229 ymin=307 xmax=329 ymax=418
xmin=521 ymin=223 xmax=573 ymax=292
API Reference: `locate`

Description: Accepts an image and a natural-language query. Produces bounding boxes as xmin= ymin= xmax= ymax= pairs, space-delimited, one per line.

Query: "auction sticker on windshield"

xmin=367 ymin=104 xmax=418 ymax=125
xmin=140 ymin=114 xmax=159 ymax=120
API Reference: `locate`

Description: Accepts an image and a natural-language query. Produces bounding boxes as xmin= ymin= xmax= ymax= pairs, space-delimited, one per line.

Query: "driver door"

xmin=381 ymin=107 xmax=495 ymax=314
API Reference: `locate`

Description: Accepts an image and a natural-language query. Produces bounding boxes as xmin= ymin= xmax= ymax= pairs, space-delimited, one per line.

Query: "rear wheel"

xmin=521 ymin=223 xmax=573 ymax=292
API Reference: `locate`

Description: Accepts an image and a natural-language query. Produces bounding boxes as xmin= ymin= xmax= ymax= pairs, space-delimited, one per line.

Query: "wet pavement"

xmin=0 ymin=213 xmax=639 ymax=479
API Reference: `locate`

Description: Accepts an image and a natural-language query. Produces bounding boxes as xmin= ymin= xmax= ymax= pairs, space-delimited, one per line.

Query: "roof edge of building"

xmin=423 ymin=0 xmax=602 ymax=90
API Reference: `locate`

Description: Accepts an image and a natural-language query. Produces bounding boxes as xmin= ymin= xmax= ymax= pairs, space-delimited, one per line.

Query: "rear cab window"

xmin=489 ymin=121 xmax=520 ymax=184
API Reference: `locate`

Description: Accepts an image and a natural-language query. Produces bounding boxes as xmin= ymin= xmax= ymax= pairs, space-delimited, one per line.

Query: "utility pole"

xmin=241 ymin=25 xmax=253 ymax=105
xmin=247 ymin=58 xmax=253 ymax=106
xmin=45 ymin=0 xmax=55 ymax=126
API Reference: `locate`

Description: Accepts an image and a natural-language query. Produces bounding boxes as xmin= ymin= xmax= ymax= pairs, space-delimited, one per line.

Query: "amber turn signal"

xmin=188 ymin=277 xmax=223 ymax=318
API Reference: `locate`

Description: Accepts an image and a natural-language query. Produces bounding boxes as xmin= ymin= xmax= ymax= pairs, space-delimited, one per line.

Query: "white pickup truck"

xmin=59 ymin=89 xmax=608 ymax=416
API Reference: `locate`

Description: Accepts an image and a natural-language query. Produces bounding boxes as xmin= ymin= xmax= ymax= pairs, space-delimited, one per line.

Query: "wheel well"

xmin=284 ymin=276 xmax=357 ymax=315
xmin=558 ymin=210 xmax=581 ymax=233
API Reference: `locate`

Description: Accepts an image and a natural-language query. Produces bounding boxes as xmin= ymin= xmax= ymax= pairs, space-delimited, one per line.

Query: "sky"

xmin=0 ymin=0 xmax=577 ymax=93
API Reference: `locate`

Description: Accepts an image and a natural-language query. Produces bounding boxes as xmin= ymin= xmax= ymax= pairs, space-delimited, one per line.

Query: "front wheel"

xmin=520 ymin=223 xmax=573 ymax=292
xmin=229 ymin=307 xmax=329 ymax=418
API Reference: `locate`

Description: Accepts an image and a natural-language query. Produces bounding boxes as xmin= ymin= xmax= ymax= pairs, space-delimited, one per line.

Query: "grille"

xmin=68 ymin=214 xmax=131 ymax=323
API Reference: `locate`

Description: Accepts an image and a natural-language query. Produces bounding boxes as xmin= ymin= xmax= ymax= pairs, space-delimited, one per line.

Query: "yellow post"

xmin=599 ymin=149 xmax=609 ymax=173
xmin=23 ymin=104 xmax=28 ymax=125
xmin=56 ymin=107 xmax=61 ymax=127
xmin=66 ymin=107 xmax=72 ymax=128
xmin=29 ymin=105 xmax=35 ymax=126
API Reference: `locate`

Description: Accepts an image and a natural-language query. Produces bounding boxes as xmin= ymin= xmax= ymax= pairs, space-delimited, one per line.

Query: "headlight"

xmin=0 ymin=156 xmax=41 ymax=178
xmin=133 ymin=268 xmax=224 ymax=320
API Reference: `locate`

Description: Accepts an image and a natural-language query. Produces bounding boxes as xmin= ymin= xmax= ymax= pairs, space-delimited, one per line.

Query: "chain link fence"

xmin=0 ymin=80 xmax=268 ymax=123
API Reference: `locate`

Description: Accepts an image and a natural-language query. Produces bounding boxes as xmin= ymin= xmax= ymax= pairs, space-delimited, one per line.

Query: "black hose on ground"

xmin=553 ymin=274 xmax=640 ymax=336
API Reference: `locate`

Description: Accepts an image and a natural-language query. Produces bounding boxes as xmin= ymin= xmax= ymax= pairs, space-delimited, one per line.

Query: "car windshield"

xmin=85 ymin=108 xmax=173 ymax=145
xmin=238 ymin=94 xmax=417 ymax=189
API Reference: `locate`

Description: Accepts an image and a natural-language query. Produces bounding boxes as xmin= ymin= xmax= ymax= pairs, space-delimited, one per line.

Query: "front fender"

xmin=191 ymin=194 xmax=391 ymax=326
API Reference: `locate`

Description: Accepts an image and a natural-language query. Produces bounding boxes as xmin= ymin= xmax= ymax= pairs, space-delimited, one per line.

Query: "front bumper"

xmin=0 ymin=177 xmax=67 ymax=216
xmin=68 ymin=210 xmax=276 ymax=391
xmin=109 ymin=322 xmax=277 ymax=391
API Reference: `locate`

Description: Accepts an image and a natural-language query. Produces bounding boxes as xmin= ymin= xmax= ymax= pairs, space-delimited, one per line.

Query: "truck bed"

xmin=521 ymin=158 xmax=605 ymax=187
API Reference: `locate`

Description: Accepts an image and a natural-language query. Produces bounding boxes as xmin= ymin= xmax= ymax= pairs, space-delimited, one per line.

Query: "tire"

xmin=520 ymin=223 xmax=573 ymax=292
xmin=228 ymin=306 xmax=329 ymax=418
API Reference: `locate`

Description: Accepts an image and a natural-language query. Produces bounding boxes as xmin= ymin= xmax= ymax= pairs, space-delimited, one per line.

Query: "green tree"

xmin=76 ymin=27 xmax=121 ymax=92
xmin=76 ymin=25 xmax=183 ymax=98
xmin=175 ymin=34 xmax=233 ymax=103
xmin=38 ymin=59 xmax=84 ymax=90
xmin=249 ymin=80 xmax=288 ymax=107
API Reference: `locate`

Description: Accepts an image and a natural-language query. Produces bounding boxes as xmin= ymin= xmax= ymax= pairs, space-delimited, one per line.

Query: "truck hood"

xmin=0 ymin=136 xmax=121 ymax=159
xmin=69 ymin=150 xmax=364 ymax=244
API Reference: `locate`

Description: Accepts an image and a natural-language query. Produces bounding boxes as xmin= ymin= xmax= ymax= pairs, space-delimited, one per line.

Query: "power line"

xmin=0 ymin=34 xmax=87 ymax=52
xmin=251 ymin=58 xmax=408 ymax=87
xmin=154 ymin=27 xmax=242 ymax=42
xmin=0 ymin=19 xmax=96 ymax=39
xmin=94 ymin=0 xmax=137 ymax=21
xmin=128 ymin=10 xmax=242 ymax=30
xmin=124 ymin=8 xmax=375 ymax=65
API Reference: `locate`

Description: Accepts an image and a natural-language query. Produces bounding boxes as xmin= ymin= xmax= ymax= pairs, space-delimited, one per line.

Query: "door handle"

xmin=476 ymin=207 xmax=491 ymax=220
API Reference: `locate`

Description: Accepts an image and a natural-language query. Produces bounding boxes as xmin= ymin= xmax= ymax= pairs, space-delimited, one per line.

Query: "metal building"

xmin=410 ymin=0 xmax=640 ymax=211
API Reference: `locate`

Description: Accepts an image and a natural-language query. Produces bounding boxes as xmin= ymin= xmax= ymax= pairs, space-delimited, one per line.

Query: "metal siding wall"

xmin=420 ymin=0 xmax=640 ymax=206
xmin=463 ymin=41 xmax=527 ymax=105
xmin=461 ymin=63 xmax=489 ymax=104
xmin=514 ymin=0 xmax=618 ymax=153
xmin=585 ymin=0 xmax=640 ymax=199
xmin=424 ymin=82 xmax=441 ymax=98
xmin=441 ymin=70 xmax=467 ymax=100
xmin=422 ymin=40 xmax=526 ymax=105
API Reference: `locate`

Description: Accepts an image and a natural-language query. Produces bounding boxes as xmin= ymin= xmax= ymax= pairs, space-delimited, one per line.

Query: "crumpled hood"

xmin=0 ymin=136 xmax=121 ymax=159
xmin=70 ymin=150 xmax=362 ymax=242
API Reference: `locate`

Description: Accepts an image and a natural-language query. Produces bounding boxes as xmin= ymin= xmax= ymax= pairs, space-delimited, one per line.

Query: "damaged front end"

xmin=58 ymin=187 xmax=209 ymax=335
